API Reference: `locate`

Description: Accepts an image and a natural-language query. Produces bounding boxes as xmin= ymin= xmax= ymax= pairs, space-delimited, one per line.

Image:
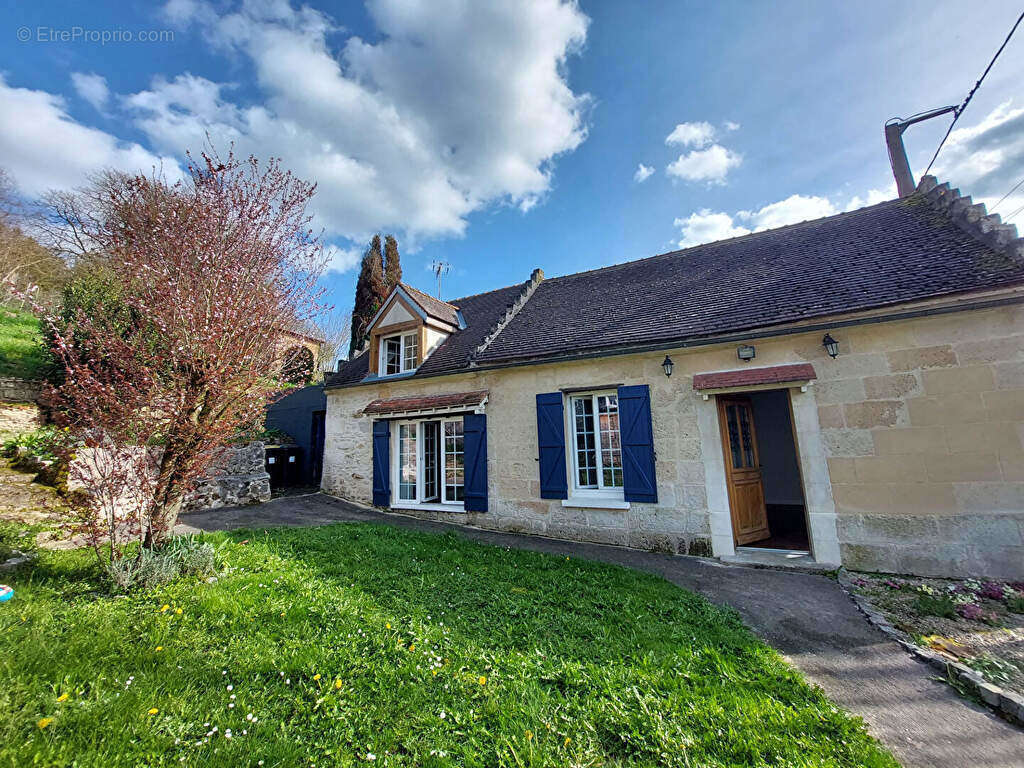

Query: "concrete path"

xmin=178 ymin=493 xmax=1024 ymax=768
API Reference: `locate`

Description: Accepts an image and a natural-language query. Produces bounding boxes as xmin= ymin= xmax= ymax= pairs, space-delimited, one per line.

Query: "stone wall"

xmin=187 ymin=442 xmax=271 ymax=511
xmin=0 ymin=377 xmax=41 ymax=403
xmin=820 ymin=303 xmax=1024 ymax=579
xmin=323 ymin=300 xmax=1024 ymax=578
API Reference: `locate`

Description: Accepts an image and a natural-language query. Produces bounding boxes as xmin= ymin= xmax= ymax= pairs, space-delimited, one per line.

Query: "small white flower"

xmin=366 ymin=754 xmax=376 ymax=761
xmin=230 ymin=694 xmax=236 ymax=700
xmin=226 ymin=685 xmax=233 ymax=691
xmin=229 ymin=703 xmax=235 ymax=709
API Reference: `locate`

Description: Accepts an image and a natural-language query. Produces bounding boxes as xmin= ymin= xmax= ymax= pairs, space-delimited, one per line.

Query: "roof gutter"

xmin=324 ymin=292 xmax=1024 ymax=390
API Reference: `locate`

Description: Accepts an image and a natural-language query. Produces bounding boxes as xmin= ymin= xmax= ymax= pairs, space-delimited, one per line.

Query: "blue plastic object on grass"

xmin=0 ymin=584 xmax=13 ymax=602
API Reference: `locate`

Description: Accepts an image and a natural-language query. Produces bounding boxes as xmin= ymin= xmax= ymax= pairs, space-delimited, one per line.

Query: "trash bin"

xmin=283 ymin=445 xmax=304 ymax=487
xmin=264 ymin=446 xmax=287 ymax=489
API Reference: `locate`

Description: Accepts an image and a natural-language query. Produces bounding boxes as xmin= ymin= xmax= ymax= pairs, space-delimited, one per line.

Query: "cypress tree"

xmin=383 ymin=234 xmax=402 ymax=291
xmin=349 ymin=234 xmax=386 ymax=357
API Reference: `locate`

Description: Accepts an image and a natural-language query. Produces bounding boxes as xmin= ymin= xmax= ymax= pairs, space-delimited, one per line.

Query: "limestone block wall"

xmin=323 ymin=354 xmax=713 ymax=556
xmin=323 ymin=300 xmax=1024 ymax=578
xmin=187 ymin=441 xmax=272 ymax=511
xmin=819 ymin=303 xmax=1024 ymax=579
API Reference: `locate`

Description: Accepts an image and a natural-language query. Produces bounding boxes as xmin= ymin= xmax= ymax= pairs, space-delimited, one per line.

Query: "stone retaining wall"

xmin=0 ymin=377 xmax=41 ymax=403
xmin=188 ymin=442 xmax=271 ymax=510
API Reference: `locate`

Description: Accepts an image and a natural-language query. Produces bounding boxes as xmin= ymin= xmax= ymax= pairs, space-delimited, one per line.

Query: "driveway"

xmin=178 ymin=493 xmax=1024 ymax=768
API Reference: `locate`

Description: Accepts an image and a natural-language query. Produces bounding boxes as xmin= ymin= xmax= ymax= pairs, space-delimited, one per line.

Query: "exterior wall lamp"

xmin=822 ymin=333 xmax=840 ymax=359
xmin=737 ymin=345 xmax=756 ymax=361
xmin=662 ymin=355 xmax=674 ymax=377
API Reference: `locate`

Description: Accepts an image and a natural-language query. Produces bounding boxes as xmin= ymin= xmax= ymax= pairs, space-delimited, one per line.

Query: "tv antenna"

xmin=430 ymin=260 xmax=451 ymax=298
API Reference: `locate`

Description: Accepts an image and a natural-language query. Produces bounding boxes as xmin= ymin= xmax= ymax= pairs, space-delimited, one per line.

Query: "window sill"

xmin=391 ymin=501 xmax=465 ymax=513
xmin=561 ymin=496 xmax=630 ymax=511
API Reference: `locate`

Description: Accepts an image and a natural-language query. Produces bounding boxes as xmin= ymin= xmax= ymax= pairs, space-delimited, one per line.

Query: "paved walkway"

xmin=178 ymin=493 xmax=1024 ymax=768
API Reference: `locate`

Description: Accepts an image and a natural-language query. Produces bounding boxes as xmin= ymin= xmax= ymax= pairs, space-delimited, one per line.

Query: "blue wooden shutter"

xmin=371 ymin=420 xmax=390 ymax=507
xmin=618 ymin=385 xmax=658 ymax=503
xmin=462 ymin=413 xmax=488 ymax=512
xmin=536 ymin=392 xmax=568 ymax=499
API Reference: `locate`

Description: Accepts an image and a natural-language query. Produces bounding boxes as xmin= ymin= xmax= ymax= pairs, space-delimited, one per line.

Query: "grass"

xmin=0 ymin=524 xmax=898 ymax=767
xmin=912 ymin=594 xmax=957 ymax=619
xmin=0 ymin=306 xmax=46 ymax=380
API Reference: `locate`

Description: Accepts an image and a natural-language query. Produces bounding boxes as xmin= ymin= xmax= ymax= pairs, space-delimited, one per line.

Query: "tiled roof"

xmin=692 ymin=363 xmax=817 ymax=391
xmin=363 ymin=390 xmax=489 ymax=415
xmin=325 ymin=282 xmax=526 ymax=388
xmin=475 ymin=194 xmax=1024 ymax=364
xmin=326 ymin=180 xmax=1024 ymax=390
xmin=400 ymin=283 xmax=460 ymax=326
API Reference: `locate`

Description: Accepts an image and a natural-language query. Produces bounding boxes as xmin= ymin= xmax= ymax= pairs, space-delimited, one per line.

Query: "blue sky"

xmin=2 ymin=0 xmax=1023 ymax=318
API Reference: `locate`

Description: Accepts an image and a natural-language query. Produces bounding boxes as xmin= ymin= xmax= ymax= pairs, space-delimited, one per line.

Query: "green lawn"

xmin=0 ymin=523 xmax=897 ymax=767
xmin=0 ymin=306 xmax=46 ymax=380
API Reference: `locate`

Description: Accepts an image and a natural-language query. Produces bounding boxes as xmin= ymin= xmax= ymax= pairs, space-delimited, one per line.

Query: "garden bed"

xmin=0 ymin=524 xmax=897 ymax=767
xmin=845 ymin=571 xmax=1024 ymax=698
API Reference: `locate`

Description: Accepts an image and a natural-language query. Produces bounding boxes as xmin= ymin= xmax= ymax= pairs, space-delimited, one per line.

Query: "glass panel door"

xmin=442 ymin=420 xmax=464 ymax=503
xmin=422 ymin=421 xmax=440 ymax=502
xmin=398 ymin=423 xmax=418 ymax=501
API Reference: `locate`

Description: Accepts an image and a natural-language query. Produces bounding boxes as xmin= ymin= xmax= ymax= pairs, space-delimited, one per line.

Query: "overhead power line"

xmin=922 ymin=10 xmax=1024 ymax=178
xmin=991 ymin=175 xmax=1024 ymax=213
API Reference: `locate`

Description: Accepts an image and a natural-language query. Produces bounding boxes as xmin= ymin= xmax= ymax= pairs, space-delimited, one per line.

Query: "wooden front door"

xmin=717 ymin=396 xmax=771 ymax=545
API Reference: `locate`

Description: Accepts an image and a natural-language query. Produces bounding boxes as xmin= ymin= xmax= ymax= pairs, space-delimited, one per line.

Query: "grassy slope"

xmin=0 ymin=524 xmax=898 ymax=768
xmin=0 ymin=306 xmax=46 ymax=380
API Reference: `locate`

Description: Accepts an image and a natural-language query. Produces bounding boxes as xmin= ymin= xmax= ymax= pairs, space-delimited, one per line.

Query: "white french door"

xmin=392 ymin=418 xmax=464 ymax=506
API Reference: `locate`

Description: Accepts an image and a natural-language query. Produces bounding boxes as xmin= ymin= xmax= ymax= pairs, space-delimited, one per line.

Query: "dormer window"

xmin=380 ymin=332 xmax=419 ymax=376
xmin=365 ymin=284 xmax=460 ymax=381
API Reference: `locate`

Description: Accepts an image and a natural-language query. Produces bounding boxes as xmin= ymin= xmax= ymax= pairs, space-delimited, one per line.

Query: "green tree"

xmin=349 ymin=235 xmax=386 ymax=357
xmin=383 ymin=234 xmax=402 ymax=291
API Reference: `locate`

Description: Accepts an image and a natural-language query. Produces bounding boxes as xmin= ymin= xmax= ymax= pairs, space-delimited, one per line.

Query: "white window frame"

xmin=378 ymin=332 xmax=419 ymax=377
xmin=564 ymin=390 xmax=625 ymax=502
xmin=390 ymin=416 xmax=464 ymax=510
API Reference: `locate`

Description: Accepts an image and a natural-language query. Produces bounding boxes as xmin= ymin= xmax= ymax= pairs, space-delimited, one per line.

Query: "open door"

xmin=717 ymin=395 xmax=771 ymax=545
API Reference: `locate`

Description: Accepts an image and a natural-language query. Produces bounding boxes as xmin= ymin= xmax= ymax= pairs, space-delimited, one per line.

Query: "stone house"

xmin=322 ymin=176 xmax=1024 ymax=579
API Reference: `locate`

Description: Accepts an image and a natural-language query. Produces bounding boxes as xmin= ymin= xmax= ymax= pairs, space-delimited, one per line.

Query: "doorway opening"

xmin=717 ymin=389 xmax=809 ymax=553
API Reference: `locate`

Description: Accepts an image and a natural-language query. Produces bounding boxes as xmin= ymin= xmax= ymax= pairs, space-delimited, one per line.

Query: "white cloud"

xmin=633 ymin=163 xmax=654 ymax=183
xmin=0 ymin=75 xmax=180 ymax=197
xmin=724 ymin=120 xmax=740 ymax=132
xmin=737 ymin=194 xmax=837 ymax=230
xmin=138 ymin=0 xmax=591 ymax=243
xmin=930 ymin=100 xmax=1024 ymax=221
xmin=71 ymin=73 xmax=110 ymax=112
xmin=674 ymin=191 xmax=886 ymax=248
xmin=324 ymin=244 xmax=362 ymax=274
xmin=665 ymin=121 xmax=716 ymax=149
xmin=674 ymin=209 xmax=750 ymax=247
xmin=666 ymin=144 xmax=742 ymax=184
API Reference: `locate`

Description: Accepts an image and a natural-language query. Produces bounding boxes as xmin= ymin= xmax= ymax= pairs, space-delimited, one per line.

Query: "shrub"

xmin=104 ymin=535 xmax=216 ymax=592
xmin=1 ymin=425 xmax=62 ymax=463
xmin=1008 ymin=595 xmax=1024 ymax=615
xmin=913 ymin=594 xmax=957 ymax=618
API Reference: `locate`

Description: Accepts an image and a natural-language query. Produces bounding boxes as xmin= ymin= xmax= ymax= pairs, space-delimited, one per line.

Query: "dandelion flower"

xmin=175 ymin=608 xmax=182 ymax=615
xmin=313 ymin=674 xmax=321 ymax=681
xmin=334 ymin=679 xmax=342 ymax=689
xmin=385 ymin=623 xmax=391 ymax=629
xmin=526 ymin=730 xmax=533 ymax=741
xmin=56 ymin=693 xmax=69 ymax=702
xmin=159 ymin=605 xmax=169 ymax=613
xmin=156 ymin=646 xmax=163 ymax=652
xmin=37 ymin=717 xmax=54 ymax=729
xmin=564 ymin=737 xmax=571 ymax=747
xmin=148 ymin=708 xmax=159 ymax=715
xmin=478 ymin=676 xmax=487 ymax=685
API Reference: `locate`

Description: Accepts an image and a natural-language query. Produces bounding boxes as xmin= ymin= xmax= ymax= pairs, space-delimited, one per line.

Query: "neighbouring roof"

xmin=692 ymin=363 xmax=817 ymax=391
xmin=326 ymin=177 xmax=1024 ymax=390
xmin=363 ymin=390 xmax=489 ymax=416
xmin=399 ymin=283 xmax=461 ymax=327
